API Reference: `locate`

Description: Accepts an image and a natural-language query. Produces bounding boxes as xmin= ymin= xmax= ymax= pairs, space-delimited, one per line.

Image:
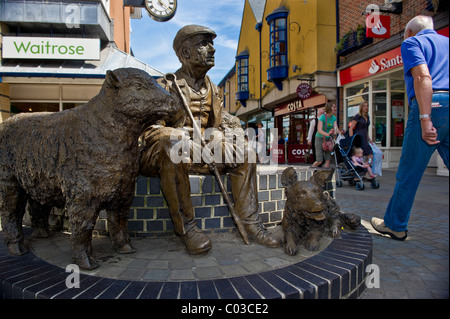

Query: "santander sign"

xmin=339 ymin=47 xmax=402 ymax=86
xmin=368 ymin=54 xmax=403 ymax=74
xmin=338 ymin=27 xmax=448 ymax=87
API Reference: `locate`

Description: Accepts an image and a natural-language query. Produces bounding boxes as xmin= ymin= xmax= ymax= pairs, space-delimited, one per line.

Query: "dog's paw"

xmin=305 ymin=239 xmax=320 ymax=251
xmin=285 ymin=241 xmax=298 ymax=256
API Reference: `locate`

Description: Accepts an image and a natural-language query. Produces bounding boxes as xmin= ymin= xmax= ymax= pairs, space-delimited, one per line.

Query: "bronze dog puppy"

xmin=281 ymin=167 xmax=360 ymax=256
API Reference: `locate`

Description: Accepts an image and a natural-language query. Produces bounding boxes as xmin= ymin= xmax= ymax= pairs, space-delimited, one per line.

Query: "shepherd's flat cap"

xmin=173 ymin=25 xmax=217 ymax=53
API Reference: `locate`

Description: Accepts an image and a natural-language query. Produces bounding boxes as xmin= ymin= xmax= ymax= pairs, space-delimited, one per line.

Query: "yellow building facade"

xmin=222 ymin=0 xmax=337 ymax=164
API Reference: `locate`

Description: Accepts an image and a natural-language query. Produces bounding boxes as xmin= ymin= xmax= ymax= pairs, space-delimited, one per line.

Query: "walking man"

xmin=371 ymin=16 xmax=449 ymax=240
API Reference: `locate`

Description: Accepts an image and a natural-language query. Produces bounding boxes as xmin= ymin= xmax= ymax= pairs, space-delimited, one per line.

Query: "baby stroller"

xmin=333 ymin=133 xmax=380 ymax=191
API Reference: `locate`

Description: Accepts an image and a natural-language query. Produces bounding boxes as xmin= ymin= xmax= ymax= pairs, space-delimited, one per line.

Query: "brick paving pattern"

xmin=335 ymin=168 xmax=449 ymax=299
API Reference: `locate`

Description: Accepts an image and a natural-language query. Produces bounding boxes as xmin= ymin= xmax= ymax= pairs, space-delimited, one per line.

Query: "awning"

xmin=0 ymin=42 xmax=164 ymax=80
xmin=247 ymin=110 xmax=273 ymax=123
xmin=274 ymin=94 xmax=327 ymax=117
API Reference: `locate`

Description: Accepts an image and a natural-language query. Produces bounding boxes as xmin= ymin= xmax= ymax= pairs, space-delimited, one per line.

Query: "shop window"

xmin=346 ymin=94 xmax=369 ymax=125
xmin=345 ymin=77 xmax=406 ymax=148
xmin=266 ymin=6 xmax=289 ymax=90
xmin=373 ymin=93 xmax=387 ymax=147
xmin=346 ymin=83 xmax=368 ymax=97
xmin=290 ymin=113 xmax=306 ymax=144
xmin=372 ymin=79 xmax=386 ymax=91
xmin=391 ymin=92 xmax=405 ymax=147
xmin=390 ymin=78 xmax=405 ymax=91
xmin=10 ymin=102 xmax=59 ymax=115
xmin=63 ymin=102 xmax=84 ymax=110
xmin=235 ymin=51 xmax=249 ymax=106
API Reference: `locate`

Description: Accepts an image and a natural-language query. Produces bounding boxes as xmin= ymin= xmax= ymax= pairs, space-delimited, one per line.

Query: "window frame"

xmin=268 ymin=17 xmax=288 ymax=69
xmin=265 ymin=7 xmax=289 ymax=90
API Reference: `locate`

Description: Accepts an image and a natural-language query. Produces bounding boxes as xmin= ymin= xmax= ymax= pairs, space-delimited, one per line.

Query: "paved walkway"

xmin=334 ymin=167 xmax=449 ymax=299
xmin=29 ymin=225 xmax=333 ymax=283
xmin=2 ymin=166 xmax=448 ymax=299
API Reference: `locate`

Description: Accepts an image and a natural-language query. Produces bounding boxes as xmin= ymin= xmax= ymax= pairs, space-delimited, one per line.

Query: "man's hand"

xmin=410 ymin=64 xmax=438 ymax=146
xmin=420 ymin=117 xmax=440 ymax=145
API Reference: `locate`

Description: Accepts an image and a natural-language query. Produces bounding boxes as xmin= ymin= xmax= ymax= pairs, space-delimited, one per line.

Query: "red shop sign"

xmin=287 ymin=144 xmax=312 ymax=163
xmin=339 ymin=26 xmax=448 ymax=87
xmin=394 ymin=121 xmax=404 ymax=137
xmin=338 ymin=46 xmax=402 ymax=86
xmin=296 ymin=83 xmax=312 ymax=99
xmin=271 ymin=145 xmax=285 ymax=164
xmin=366 ymin=14 xmax=390 ymax=39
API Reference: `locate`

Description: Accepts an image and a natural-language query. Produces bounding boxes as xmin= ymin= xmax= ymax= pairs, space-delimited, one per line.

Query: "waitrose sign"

xmin=2 ymin=37 xmax=100 ymax=60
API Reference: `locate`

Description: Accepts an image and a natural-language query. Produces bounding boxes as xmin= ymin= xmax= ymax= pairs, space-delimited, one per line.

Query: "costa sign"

xmin=287 ymin=144 xmax=311 ymax=163
xmin=288 ymin=99 xmax=303 ymax=112
xmin=296 ymin=83 xmax=312 ymax=99
xmin=338 ymin=46 xmax=402 ymax=86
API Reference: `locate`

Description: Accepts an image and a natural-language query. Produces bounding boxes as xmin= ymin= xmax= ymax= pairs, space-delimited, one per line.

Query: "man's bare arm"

xmin=410 ymin=63 xmax=439 ymax=145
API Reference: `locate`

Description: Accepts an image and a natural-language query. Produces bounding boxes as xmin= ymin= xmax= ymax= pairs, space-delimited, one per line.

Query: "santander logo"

xmin=371 ymin=19 xmax=387 ymax=36
xmin=368 ymin=54 xmax=403 ymax=75
xmin=365 ymin=11 xmax=390 ymax=39
xmin=368 ymin=59 xmax=380 ymax=74
xmin=339 ymin=47 xmax=403 ymax=86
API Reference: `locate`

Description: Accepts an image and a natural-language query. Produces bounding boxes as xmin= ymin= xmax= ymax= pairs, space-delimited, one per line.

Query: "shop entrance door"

xmin=274 ymin=110 xmax=317 ymax=164
xmin=287 ymin=112 xmax=314 ymax=164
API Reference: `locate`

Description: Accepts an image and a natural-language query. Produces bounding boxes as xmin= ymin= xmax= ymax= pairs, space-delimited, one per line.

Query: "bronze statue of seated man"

xmin=139 ymin=25 xmax=281 ymax=255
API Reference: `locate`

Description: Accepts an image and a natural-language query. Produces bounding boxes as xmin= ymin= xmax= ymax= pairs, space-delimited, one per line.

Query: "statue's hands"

xmin=167 ymin=109 xmax=186 ymax=128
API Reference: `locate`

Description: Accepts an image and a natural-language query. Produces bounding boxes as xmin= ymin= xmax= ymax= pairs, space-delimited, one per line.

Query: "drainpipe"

xmin=257 ymin=22 xmax=274 ymax=116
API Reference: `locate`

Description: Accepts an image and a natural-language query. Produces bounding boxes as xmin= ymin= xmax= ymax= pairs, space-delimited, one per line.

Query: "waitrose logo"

xmin=2 ymin=37 xmax=100 ymax=60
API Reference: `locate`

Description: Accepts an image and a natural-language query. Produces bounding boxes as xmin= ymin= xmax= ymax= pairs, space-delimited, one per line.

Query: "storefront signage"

xmin=339 ymin=27 xmax=448 ymax=87
xmin=288 ymin=99 xmax=303 ymax=112
xmin=392 ymin=100 xmax=404 ymax=119
xmin=366 ymin=14 xmax=390 ymax=39
xmin=271 ymin=146 xmax=285 ymax=164
xmin=338 ymin=46 xmax=402 ymax=86
xmin=296 ymin=83 xmax=312 ymax=99
xmin=275 ymin=94 xmax=327 ymax=117
xmin=2 ymin=37 xmax=100 ymax=60
xmin=287 ymin=144 xmax=312 ymax=163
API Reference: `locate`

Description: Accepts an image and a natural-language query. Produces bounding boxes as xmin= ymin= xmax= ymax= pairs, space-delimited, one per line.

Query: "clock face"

xmin=145 ymin=0 xmax=177 ymax=22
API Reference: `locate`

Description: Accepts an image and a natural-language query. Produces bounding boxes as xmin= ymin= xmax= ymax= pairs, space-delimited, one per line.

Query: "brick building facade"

xmin=335 ymin=0 xmax=448 ymax=169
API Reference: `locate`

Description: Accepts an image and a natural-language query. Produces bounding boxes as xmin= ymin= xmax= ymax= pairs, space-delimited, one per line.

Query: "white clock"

xmin=145 ymin=0 xmax=177 ymax=22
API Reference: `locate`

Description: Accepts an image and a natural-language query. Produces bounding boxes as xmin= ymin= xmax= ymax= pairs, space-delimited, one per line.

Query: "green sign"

xmin=2 ymin=37 xmax=100 ymax=60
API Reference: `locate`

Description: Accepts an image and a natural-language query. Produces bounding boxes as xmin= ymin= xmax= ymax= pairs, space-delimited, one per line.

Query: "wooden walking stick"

xmin=164 ymin=73 xmax=250 ymax=245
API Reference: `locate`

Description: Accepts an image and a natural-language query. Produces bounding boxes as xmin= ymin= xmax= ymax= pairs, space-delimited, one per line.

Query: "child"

xmin=352 ymin=147 xmax=376 ymax=179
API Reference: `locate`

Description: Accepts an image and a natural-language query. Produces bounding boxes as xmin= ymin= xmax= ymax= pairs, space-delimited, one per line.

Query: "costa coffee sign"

xmin=296 ymin=83 xmax=312 ymax=99
xmin=338 ymin=46 xmax=402 ymax=86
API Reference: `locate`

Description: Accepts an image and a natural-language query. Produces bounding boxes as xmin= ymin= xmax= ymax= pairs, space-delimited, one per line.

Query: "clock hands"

xmin=146 ymin=0 xmax=176 ymax=21
xmin=157 ymin=0 xmax=169 ymax=10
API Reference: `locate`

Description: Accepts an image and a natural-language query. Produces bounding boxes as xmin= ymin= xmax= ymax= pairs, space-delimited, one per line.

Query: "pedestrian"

xmin=349 ymin=101 xmax=374 ymax=165
xmin=371 ymin=15 xmax=449 ymax=241
xmin=312 ymin=103 xmax=341 ymax=168
xmin=255 ymin=122 xmax=265 ymax=163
